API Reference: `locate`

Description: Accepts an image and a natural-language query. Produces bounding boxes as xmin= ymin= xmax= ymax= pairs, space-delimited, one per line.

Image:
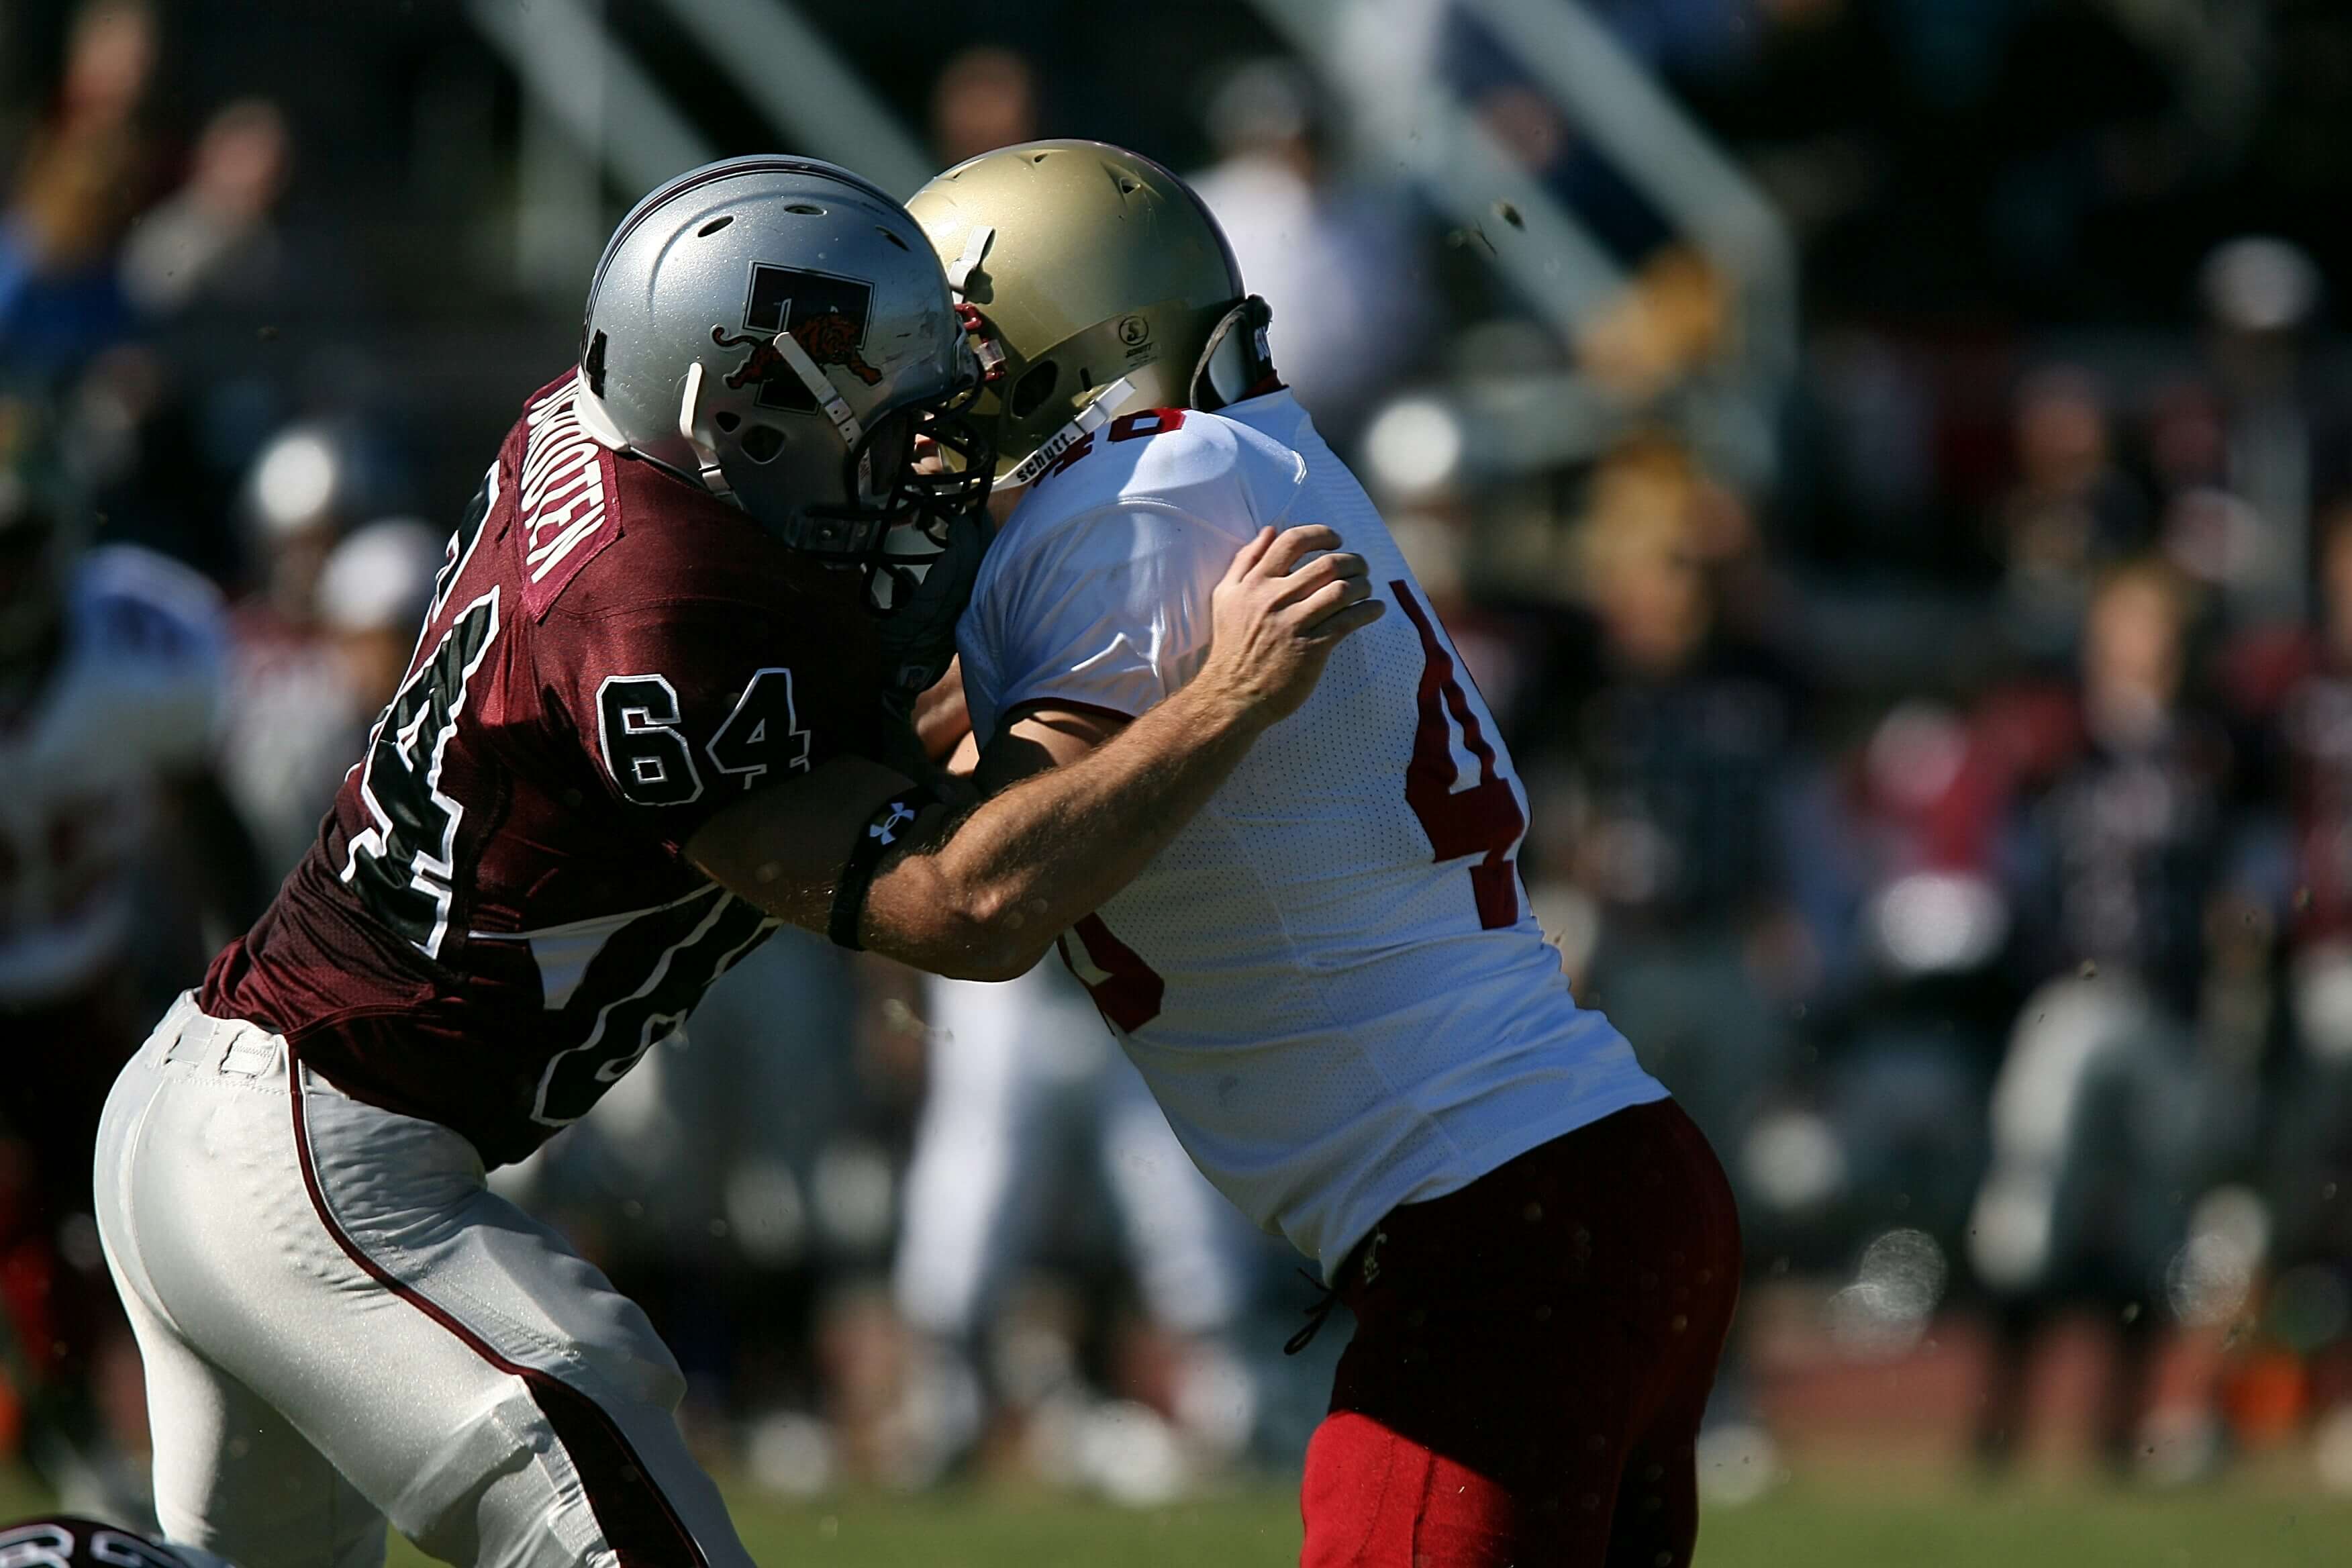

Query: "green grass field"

xmin=9 ymin=1467 xmax=2352 ymax=1566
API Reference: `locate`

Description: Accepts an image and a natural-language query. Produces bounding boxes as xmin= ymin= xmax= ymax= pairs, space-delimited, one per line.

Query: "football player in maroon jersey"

xmin=91 ymin=157 xmax=1378 ymax=1568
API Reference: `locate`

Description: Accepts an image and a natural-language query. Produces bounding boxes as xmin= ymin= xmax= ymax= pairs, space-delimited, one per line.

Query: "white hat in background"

xmin=317 ymin=517 xmax=443 ymax=634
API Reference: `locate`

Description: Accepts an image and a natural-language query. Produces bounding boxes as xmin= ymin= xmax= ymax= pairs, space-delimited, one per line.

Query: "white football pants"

xmin=93 ymin=994 xmax=752 ymax=1568
xmin=892 ymin=963 xmax=1247 ymax=1341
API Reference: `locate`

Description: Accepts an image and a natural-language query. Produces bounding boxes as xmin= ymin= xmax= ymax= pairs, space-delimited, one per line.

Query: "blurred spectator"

xmin=0 ymin=1 xmax=157 ymax=377
xmin=931 ymin=46 xmax=1039 ymax=166
xmin=889 ymin=966 xmax=1257 ymax=1495
xmin=316 ymin=516 xmax=440 ymax=710
xmin=2224 ymin=501 xmax=2352 ymax=1442
xmin=213 ymin=513 xmax=443 ymax=875
xmin=2196 ymin=236 xmax=2324 ymax=623
xmin=1187 ymin=60 xmax=1433 ymax=444
xmin=0 ymin=390 xmax=257 ymax=1512
xmin=1993 ymin=366 xmax=2150 ymax=666
xmin=215 ymin=422 xmax=358 ymax=875
xmin=1536 ymin=437 xmax=1810 ymax=1192
xmin=119 ymin=98 xmax=290 ymax=318
xmin=1970 ymin=558 xmax=2254 ymax=1475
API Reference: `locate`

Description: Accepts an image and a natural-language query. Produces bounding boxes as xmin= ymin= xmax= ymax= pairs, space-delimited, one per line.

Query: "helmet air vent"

xmin=697 ymin=215 xmax=734 ymax=238
xmin=785 ymin=203 xmax=826 ymax=215
xmin=713 ymin=411 xmax=740 ymax=433
xmin=877 ymin=226 xmax=911 ymax=252
xmin=1010 ymin=361 xmax=1059 ymax=418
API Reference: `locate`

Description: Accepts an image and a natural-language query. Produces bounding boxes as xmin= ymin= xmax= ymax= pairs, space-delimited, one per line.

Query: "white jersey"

xmin=959 ymin=391 xmax=1664 ymax=1277
xmin=0 ymin=545 xmax=226 ymax=1001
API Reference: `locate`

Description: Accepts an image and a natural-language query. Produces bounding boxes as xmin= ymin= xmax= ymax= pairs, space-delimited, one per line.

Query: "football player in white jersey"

xmin=908 ymin=144 xmax=1741 ymax=1567
xmin=0 ymin=395 xmax=258 ymax=1510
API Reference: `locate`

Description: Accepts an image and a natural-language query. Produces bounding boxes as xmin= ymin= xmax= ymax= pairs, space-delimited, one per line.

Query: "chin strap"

xmin=669 ymin=330 xmax=868 ymax=517
xmin=1002 ymin=377 xmax=1140 ymax=488
xmin=946 ymin=224 xmax=995 ymax=295
xmin=673 ymin=362 xmax=734 ymax=499
xmin=1189 ymin=295 xmax=1278 ymax=412
xmin=769 ymin=327 xmax=867 ymax=451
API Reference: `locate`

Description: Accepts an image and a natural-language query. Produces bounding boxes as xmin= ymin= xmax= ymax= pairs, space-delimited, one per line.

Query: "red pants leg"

xmin=1300 ymin=1101 xmax=1741 ymax=1568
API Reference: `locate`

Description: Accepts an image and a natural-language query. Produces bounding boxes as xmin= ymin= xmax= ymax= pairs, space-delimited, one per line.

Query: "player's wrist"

xmin=1174 ymin=660 xmax=1275 ymax=739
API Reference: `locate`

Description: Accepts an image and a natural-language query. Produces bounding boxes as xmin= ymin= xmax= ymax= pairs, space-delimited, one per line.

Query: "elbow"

xmin=934 ymin=886 xmax=1056 ymax=982
xmin=941 ymin=948 xmax=1046 ymax=984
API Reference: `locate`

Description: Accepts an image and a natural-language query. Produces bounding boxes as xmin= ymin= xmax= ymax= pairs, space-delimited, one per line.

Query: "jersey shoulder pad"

xmin=1018 ymin=407 xmax=1306 ymax=538
xmin=70 ymin=544 xmax=228 ymax=675
xmin=556 ymin=456 xmax=799 ymax=618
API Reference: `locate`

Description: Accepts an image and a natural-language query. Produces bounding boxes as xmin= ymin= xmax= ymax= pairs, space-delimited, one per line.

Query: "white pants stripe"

xmin=94 ymin=994 xmax=752 ymax=1568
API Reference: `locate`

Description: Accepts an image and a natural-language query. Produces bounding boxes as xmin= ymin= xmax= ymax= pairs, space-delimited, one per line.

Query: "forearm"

xmin=862 ymin=682 xmax=1259 ymax=977
xmin=687 ymin=521 xmax=1375 ymax=979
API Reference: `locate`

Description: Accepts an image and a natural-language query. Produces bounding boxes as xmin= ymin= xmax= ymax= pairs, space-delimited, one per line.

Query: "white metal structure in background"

xmin=1248 ymin=0 xmax=1628 ymax=350
xmin=649 ymin=0 xmax=932 ymax=198
xmin=469 ymin=0 xmax=712 ymax=197
xmin=469 ymin=0 xmax=1795 ymax=484
xmin=1459 ymin=0 xmax=1799 ymax=395
xmin=1248 ymin=0 xmax=1796 ymax=485
xmin=469 ymin=0 xmax=930 ymax=297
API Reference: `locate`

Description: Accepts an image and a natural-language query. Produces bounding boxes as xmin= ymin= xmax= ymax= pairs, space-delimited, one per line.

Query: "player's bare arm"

xmin=911 ymin=656 xmax=973 ymax=763
xmin=687 ymin=521 xmax=1380 ymax=979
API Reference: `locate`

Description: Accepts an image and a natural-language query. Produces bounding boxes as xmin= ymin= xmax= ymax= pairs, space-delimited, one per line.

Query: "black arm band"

xmin=828 ymin=785 xmax=938 ymax=951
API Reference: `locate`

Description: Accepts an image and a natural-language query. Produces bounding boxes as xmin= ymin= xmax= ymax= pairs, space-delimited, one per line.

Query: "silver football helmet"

xmin=575 ymin=156 xmax=992 ymax=681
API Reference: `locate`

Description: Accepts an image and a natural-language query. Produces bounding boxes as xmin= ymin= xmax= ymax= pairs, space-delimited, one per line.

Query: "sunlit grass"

xmin=10 ymin=1464 xmax=2350 ymax=1565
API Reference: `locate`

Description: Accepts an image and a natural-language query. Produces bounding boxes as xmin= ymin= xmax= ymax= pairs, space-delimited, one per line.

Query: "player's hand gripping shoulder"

xmin=687 ymin=524 xmax=1379 ymax=979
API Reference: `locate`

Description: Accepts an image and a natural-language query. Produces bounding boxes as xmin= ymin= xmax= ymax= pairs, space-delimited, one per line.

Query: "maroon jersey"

xmin=202 ymin=375 xmax=889 ymax=1165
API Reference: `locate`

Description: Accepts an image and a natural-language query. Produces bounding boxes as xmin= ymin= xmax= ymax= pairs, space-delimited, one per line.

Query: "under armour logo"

xmin=870 ymin=800 xmax=917 ymax=845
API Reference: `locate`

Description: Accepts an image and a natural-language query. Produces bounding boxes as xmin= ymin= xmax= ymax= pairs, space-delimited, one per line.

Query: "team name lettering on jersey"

xmin=518 ymin=385 xmax=609 ymax=587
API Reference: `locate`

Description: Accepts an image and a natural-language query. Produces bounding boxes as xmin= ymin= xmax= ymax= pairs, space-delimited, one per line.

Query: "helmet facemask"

xmin=861 ymin=373 xmax=997 ymax=691
xmin=834 ymin=375 xmax=995 ymax=611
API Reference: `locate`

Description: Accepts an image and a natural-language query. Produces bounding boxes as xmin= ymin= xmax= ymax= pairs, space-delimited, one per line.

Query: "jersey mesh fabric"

xmin=203 ymin=374 xmax=890 ymax=1166
xmin=959 ymin=391 xmax=1665 ymax=1279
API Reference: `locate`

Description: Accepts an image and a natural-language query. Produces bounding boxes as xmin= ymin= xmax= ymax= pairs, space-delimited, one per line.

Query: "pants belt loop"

xmin=219 ymin=1029 xmax=277 ymax=1077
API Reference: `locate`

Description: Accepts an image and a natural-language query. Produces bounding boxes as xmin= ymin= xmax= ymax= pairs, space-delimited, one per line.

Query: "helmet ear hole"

xmin=713 ymin=411 xmax=740 ymax=433
xmin=739 ymin=424 xmax=786 ymax=463
xmin=1009 ymin=361 xmax=1059 ymax=419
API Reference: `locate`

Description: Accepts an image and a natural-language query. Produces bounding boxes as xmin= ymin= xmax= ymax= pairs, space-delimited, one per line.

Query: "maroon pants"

xmin=1301 ymin=1100 xmax=1741 ymax=1567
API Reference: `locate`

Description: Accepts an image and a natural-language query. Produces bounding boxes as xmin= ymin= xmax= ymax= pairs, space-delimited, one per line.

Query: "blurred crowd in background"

xmin=5 ymin=0 xmax=2352 ymax=1517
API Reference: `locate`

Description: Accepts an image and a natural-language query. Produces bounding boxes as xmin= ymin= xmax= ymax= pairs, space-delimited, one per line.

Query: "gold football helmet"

xmin=908 ymin=139 xmax=1273 ymax=485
